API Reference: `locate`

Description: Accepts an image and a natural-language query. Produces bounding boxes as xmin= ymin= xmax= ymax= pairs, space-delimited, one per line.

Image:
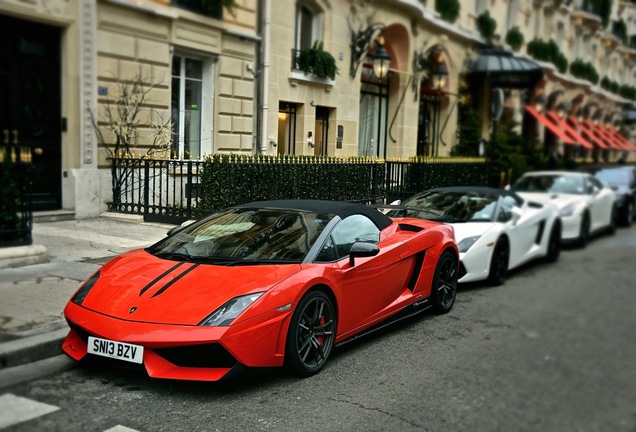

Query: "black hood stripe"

xmin=139 ymin=262 xmax=186 ymax=297
xmin=151 ymin=264 xmax=200 ymax=298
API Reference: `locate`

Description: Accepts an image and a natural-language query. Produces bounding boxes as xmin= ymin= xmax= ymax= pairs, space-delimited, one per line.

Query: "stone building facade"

xmin=2 ymin=0 xmax=636 ymax=219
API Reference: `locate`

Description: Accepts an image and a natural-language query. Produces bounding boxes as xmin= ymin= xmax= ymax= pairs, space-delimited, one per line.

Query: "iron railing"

xmin=0 ymin=156 xmax=33 ymax=247
xmin=109 ymin=155 xmax=489 ymax=224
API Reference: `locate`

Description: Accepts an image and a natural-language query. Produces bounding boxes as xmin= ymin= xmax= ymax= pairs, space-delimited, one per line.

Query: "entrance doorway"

xmin=0 ymin=15 xmax=61 ymax=210
xmin=277 ymin=102 xmax=297 ymax=155
xmin=314 ymin=106 xmax=329 ymax=156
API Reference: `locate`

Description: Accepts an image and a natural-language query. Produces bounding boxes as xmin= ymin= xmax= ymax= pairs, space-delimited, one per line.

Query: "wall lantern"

xmin=350 ymin=22 xmax=389 ymax=78
xmin=372 ymin=40 xmax=392 ymax=80
xmin=430 ymin=63 xmax=449 ymax=90
xmin=556 ymin=102 xmax=568 ymax=119
xmin=533 ymin=95 xmax=547 ymax=114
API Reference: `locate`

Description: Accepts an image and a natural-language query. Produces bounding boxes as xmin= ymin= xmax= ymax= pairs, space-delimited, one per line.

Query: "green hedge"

xmin=198 ymin=155 xmax=384 ymax=214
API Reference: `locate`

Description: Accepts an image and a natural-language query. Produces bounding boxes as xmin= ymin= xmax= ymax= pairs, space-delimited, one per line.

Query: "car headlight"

xmin=72 ymin=271 xmax=100 ymax=305
xmin=457 ymin=235 xmax=481 ymax=253
xmin=560 ymin=203 xmax=578 ymax=217
xmin=199 ymin=292 xmax=265 ymax=326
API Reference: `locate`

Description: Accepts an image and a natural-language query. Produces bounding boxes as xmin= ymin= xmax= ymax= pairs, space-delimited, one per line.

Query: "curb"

xmin=0 ymin=328 xmax=68 ymax=370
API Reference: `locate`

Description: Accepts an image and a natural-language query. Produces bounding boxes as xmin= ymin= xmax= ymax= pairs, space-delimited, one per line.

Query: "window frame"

xmin=171 ymin=50 xmax=216 ymax=158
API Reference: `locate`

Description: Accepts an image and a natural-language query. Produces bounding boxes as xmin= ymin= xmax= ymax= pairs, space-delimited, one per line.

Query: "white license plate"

xmin=87 ymin=336 xmax=144 ymax=364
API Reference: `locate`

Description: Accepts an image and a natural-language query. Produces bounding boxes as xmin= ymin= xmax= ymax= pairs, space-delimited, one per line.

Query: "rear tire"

xmin=545 ymin=222 xmax=561 ymax=263
xmin=621 ymin=200 xmax=634 ymax=227
xmin=487 ymin=238 xmax=509 ymax=286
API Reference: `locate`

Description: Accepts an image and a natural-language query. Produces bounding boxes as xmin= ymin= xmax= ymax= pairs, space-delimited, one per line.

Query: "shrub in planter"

xmin=435 ymin=0 xmax=460 ymax=23
xmin=505 ymin=26 xmax=524 ymax=51
xmin=477 ymin=11 xmax=497 ymax=40
xmin=298 ymin=41 xmax=338 ymax=80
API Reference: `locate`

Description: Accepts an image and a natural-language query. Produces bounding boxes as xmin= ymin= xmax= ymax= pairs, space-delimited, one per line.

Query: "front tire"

xmin=431 ymin=250 xmax=458 ymax=314
xmin=285 ymin=290 xmax=336 ymax=377
xmin=487 ymin=238 xmax=509 ymax=286
xmin=577 ymin=212 xmax=590 ymax=248
xmin=545 ymin=222 xmax=561 ymax=263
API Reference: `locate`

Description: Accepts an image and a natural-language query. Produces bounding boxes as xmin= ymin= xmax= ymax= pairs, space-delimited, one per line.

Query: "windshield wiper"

xmin=153 ymin=252 xmax=194 ymax=262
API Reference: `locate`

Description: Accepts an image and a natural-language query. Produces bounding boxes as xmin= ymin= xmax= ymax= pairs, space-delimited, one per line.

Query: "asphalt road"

xmin=3 ymin=225 xmax=636 ymax=432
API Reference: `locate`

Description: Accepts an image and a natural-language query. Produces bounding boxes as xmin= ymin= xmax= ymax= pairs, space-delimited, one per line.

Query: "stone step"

xmin=33 ymin=210 xmax=75 ymax=223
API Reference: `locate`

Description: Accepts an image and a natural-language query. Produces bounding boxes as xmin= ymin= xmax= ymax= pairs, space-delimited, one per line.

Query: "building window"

xmin=475 ymin=0 xmax=487 ymax=15
xmin=506 ymin=0 xmax=518 ymax=31
xmin=171 ymin=53 xmax=215 ymax=159
xmin=295 ymin=1 xmax=323 ymax=51
xmin=278 ymin=102 xmax=297 ymax=155
xmin=172 ymin=0 xmax=223 ymax=19
xmin=359 ymin=65 xmax=388 ymax=158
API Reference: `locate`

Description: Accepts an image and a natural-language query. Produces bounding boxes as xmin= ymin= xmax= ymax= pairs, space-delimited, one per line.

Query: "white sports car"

xmin=510 ymin=171 xmax=616 ymax=247
xmin=389 ymin=187 xmax=562 ymax=286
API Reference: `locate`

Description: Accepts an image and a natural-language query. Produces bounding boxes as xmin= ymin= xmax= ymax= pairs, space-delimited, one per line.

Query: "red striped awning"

xmin=583 ymin=120 xmax=623 ymax=150
xmin=568 ymin=116 xmax=609 ymax=149
xmin=606 ymin=128 xmax=636 ymax=151
xmin=545 ymin=111 xmax=593 ymax=149
xmin=524 ymin=106 xmax=576 ymax=144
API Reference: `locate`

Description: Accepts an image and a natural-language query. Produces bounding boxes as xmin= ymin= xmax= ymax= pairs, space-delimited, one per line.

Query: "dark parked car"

xmin=594 ymin=166 xmax=636 ymax=226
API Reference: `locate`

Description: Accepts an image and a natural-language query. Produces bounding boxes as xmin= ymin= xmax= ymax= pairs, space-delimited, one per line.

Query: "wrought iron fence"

xmin=108 ymin=155 xmax=488 ymax=224
xmin=0 ymin=151 xmax=33 ymax=247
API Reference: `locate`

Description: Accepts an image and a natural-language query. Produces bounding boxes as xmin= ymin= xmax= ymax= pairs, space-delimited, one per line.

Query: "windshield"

xmin=393 ymin=190 xmax=498 ymax=223
xmin=595 ymin=169 xmax=629 ymax=186
xmin=513 ymin=174 xmax=585 ymax=194
xmin=148 ymin=208 xmax=333 ymax=263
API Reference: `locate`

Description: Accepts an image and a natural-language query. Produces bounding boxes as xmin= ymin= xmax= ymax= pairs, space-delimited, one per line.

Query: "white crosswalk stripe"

xmin=0 ymin=393 xmax=141 ymax=431
xmin=104 ymin=426 xmax=141 ymax=432
xmin=0 ymin=393 xmax=59 ymax=429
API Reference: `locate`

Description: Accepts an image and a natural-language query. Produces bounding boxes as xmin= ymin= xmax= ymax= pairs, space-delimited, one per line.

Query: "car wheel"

xmin=622 ymin=201 xmax=634 ymax=227
xmin=431 ymin=250 xmax=458 ymax=314
xmin=285 ymin=290 xmax=336 ymax=377
xmin=487 ymin=238 xmax=509 ymax=286
xmin=608 ymin=206 xmax=617 ymax=235
xmin=577 ymin=212 xmax=590 ymax=248
xmin=545 ymin=222 xmax=561 ymax=263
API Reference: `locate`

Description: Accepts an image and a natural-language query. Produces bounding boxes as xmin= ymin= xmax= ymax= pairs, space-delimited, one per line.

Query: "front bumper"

xmin=62 ymin=301 xmax=291 ymax=381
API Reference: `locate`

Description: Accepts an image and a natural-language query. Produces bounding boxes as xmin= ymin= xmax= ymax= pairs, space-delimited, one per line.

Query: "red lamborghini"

xmin=62 ymin=200 xmax=458 ymax=381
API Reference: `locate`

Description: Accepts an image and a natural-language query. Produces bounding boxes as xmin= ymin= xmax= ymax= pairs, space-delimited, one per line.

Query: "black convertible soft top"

xmin=235 ymin=199 xmax=393 ymax=230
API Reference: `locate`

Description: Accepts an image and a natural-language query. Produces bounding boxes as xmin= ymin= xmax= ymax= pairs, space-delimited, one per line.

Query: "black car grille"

xmin=154 ymin=344 xmax=238 ymax=369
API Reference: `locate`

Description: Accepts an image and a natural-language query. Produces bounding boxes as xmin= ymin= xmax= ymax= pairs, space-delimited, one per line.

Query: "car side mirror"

xmin=349 ymin=242 xmax=380 ymax=267
xmin=390 ymin=199 xmax=401 ymax=205
xmin=511 ymin=206 xmax=523 ymax=224
xmin=167 ymin=225 xmax=185 ymax=236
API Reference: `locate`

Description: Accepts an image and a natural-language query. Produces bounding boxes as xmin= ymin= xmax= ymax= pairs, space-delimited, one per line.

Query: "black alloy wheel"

xmin=431 ymin=250 xmax=458 ymax=314
xmin=487 ymin=238 xmax=509 ymax=286
xmin=285 ymin=290 xmax=336 ymax=377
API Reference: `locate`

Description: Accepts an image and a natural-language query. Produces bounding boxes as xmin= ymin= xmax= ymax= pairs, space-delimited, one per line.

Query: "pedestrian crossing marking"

xmin=0 ymin=393 xmax=59 ymax=429
xmin=104 ymin=426 xmax=140 ymax=432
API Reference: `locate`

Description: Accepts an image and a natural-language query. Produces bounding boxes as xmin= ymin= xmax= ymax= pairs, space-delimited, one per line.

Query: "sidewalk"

xmin=0 ymin=214 xmax=174 ymax=388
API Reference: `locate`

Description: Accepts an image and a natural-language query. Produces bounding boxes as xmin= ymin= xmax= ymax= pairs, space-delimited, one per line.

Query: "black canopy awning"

xmin=623 ymin=105 xmax=636 ymax=124
xmin=466 ymin=46 xmax=544 ymax=89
